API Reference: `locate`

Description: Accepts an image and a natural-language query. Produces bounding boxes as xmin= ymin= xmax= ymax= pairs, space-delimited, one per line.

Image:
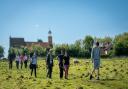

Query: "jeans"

xmin=47 ymin=66 xmax=53 ymax=78
xmin=24 ymin=60 xmax=28 ymax=68
xmin=9 ymin=60 xmax=13 ymax=69
xmin=31 ymin=64 xmax=37 ymax=77
xmin=21 ymin=61 xmax=23 ymax=69
xmin=59 ymin=66 xmax=64 ymax=78
xmin=16 ymin=61 xmax=19 ymax=69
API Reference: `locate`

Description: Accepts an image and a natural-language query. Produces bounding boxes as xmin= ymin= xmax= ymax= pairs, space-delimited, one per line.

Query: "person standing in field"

xmin=24 ymin=53 xmax=28 ymax=68
xmin=20 ymin=53 xmax=24 ymax=69
xmin=30 ymin=51 xmax=33 ymax=61
xmin=64 ymin=51 xmax=70 ymax=79
xmin=15 ymin=53 xmax=20 ymax=69
xmin=57 ymin=50 xmax=64 ymax=79
xmin=46 ymin=49 xmax=54 ymax=79
xmin=90 ymin=42 xmax=101 ymax=80
xmin=30 ymin=51 xmax=37 ymax=78
xmin=8 ymin=48 xmax=16 ymax=69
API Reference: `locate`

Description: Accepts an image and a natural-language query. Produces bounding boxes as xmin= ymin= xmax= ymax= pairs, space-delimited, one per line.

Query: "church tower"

xmin=48 ymin=30 xmax=53 ymax=48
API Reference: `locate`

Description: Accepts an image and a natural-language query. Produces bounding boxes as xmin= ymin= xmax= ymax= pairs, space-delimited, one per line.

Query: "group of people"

xmin=15 ymin=53 xmax=28 ymax=69
xmin=8 ymin=51 xmax=28 ymax=69
xmin=58 ymin=50 xmax=70 ymax=79
xmin=8 ymin=41 xmax=101 ymax=80
xmin=46 ymin=49 xmax=70 ymax=79
xmin=8 ymin=49 xmax=70 ymax=79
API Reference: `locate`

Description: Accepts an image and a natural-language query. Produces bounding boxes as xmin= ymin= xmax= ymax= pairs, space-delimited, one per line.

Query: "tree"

xmin=97 ymin=37 xmax=112 ymax=43
xmin=83 ymin=35 xmax=93 ymax=58
xmin=54 ymin=44 xmax=69 ymax=56
xmin=37 ymin=39 xmax=43 ymax=42
xmin=113 ymin=32 xmax=128 ymax=56
xmin=31 ymin=45 xmax=46 ymax=57
xmin=0 ymin=46 xmax=4 ymax=58
xmin=83 ymin=35 xmax=93 ymax=50
xmin=69 ymin=44 xmax=79 ymax=57
xmin=75 ymin=40 xmax=82 ymax=48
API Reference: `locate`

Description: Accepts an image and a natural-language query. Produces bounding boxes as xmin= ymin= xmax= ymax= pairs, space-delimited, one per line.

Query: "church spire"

xmin=48 ymin=30 xmax=53 ymax=48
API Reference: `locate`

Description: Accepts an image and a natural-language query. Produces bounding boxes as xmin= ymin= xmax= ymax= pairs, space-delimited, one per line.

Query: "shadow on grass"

xmin=101 ymin=78 xmax=117 ymax=81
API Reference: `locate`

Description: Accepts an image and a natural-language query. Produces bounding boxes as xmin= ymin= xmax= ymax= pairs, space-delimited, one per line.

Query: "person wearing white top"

xmin=15 ymin=54 xmax=20 ymax=69
xmin=24 ymin=53 xmax=28 ymax=68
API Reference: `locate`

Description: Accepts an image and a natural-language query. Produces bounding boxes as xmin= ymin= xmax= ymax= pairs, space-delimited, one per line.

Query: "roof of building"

xmin=25 ymin=42 xmax=49 ymax=47
xmin=10 ymin=37 xmax=24 ymax=42
xmin=10 ymin=37 xmax=51 ymax=48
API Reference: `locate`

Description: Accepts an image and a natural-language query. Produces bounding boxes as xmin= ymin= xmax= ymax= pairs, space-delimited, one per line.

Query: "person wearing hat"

xmin=46 ymin=49 xmax=54 ymax=79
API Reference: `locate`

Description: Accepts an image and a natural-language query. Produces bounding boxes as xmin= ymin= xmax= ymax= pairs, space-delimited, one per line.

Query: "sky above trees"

xmin=0 ymin=0 xmax=128 ymax=56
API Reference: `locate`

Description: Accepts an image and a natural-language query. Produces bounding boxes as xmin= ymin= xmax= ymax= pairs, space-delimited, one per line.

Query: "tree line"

xmin=0 ymin=32 xmax=128 ymax=59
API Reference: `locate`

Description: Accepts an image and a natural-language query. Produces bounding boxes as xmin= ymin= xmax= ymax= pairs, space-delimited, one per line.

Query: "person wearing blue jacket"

xmin=30 ymin=52 xmax=37 ymax=78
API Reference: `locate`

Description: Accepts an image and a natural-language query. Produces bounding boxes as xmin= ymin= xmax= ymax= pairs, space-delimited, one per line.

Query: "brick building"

xmin=9 ymin=30 xmax=53 ymax=49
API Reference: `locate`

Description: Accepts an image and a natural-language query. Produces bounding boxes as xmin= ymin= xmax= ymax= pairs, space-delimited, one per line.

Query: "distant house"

xmin=100 ymin=42 xmax=113 ymax=55
xmin=93 ymin=39 xmax=113 ymax=55
xmin=9 ymin=30 xmax=53 ymax=49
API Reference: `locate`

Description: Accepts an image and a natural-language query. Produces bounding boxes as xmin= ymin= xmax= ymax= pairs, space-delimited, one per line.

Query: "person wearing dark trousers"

xmin=46 ymin=49 xmax=53 ymax=79
xmin=8 ymin=49 xmax=16 ymax=69
xmin=24 ymin=53 xmax=28 ymax=68
xmin=64 ymin=51 xmax=70 ymax=79
xmin=57 ymin=50 xmax=64 ymax=79
xmin=15 ymin=53 xmax=20 ymax=69
xmin=31 ymin=52 xmax=37 ymax=78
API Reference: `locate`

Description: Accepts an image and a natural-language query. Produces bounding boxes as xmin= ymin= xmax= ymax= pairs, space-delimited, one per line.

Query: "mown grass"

xmin=0 ymin=58 xmax=128 ymax=89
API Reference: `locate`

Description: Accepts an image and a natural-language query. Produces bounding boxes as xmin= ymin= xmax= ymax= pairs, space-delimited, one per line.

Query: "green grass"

xmin=0 ymin=58 xmax=128 ymax=89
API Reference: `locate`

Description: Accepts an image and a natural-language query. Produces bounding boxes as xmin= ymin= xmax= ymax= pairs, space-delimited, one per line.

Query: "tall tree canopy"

xmin=0 ymin=46 xmax=4 ymax=58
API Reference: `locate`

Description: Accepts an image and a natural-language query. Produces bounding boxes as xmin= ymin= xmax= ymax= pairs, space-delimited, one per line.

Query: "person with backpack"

xmin=64 ymin=51 xmax=70 ymax=79
xmin=15 ymin=53 xmax=20 ymax=69
xmin=90 ymin=42 xmax=101 ymax=80
xmin=30 ymin=51 xmax=37 ymax=78
xmin=24 ymin=53 xmax=28 ymax=68
xmin=46 ymin=49 xmax=54 ymax=79
xmin=57 ymin=50 xmax=64 ymax=79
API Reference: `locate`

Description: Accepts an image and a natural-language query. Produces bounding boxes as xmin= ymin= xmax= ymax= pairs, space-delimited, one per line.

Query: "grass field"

xmin=0 ymin=58 xmax=128 ymax=89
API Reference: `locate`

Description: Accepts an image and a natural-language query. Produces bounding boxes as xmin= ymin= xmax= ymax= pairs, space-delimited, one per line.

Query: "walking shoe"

xmin=96 ymin=77 xmax=100 ymax=80
xmin=90 ymin=75 xmax=93 ymax=80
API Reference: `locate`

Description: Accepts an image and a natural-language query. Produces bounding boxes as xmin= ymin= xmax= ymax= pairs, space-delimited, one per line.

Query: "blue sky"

xmin=0 ymin=0 xmax=128 ymax=57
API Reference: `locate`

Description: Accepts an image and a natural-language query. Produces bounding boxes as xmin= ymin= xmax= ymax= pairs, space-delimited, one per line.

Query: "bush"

xmin=113 ymin=32 xmax=128 ymax=56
